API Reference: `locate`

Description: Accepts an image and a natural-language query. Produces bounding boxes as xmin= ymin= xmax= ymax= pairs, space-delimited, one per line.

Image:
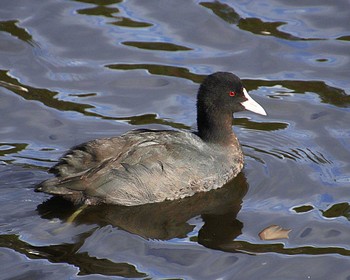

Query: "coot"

xmin=36 ymin=72 xmax=266 ymax=206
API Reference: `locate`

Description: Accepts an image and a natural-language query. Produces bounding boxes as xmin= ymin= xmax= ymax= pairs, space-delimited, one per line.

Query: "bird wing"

xmin=38 ymin=130 xmax=222 ymax=205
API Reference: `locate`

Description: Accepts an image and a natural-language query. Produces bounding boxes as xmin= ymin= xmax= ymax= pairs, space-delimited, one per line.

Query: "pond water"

xmin=1 ymin=0 xmax=350 ymax=279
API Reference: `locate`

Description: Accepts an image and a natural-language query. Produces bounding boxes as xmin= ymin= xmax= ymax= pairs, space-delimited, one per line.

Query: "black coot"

xmin=36 ymin=72 xmax=266 ymax=206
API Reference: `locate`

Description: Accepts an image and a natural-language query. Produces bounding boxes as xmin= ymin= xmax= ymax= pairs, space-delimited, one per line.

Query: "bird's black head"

xmin=196 ymin=72 xmax=266 ymax=143
xmin=197 ymin=72 xmax=266 ymax=115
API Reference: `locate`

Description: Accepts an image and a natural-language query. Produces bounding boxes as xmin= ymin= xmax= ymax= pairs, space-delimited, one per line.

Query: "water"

xmin=1 ymin=0 xmax=350 ymax=279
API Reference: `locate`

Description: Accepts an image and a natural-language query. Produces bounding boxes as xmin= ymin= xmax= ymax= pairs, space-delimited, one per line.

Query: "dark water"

xmin=1 ymin=0 xmax=350 ymax=279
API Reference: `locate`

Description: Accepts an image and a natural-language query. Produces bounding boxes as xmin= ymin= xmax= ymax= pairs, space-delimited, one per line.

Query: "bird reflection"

xmin=37 ymin=172 xmax=248 ymax=248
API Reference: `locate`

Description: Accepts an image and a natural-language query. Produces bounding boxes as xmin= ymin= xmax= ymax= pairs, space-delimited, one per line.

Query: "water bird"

xmin=36 ymin=72 xmax=266 ymax=206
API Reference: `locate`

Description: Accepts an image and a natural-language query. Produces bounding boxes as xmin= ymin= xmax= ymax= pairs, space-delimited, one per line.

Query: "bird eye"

xmin=229 ymin=91 xmax=236 ymax=97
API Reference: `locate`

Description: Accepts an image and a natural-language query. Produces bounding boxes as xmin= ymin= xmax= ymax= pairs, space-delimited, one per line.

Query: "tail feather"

xmin=50 ymin=149 xmax=94 ymax=176
xmin=36 ymin=177 xmax=75 ymax=195
xmin=36 ymin=177 xmax=92 ymax=204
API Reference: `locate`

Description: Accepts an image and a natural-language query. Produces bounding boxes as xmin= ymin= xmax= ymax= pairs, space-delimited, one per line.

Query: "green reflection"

xmin=106 ymin=63 xmax=205 ymax=83
xmin=200 ymin=1 xmax=322 ymax=41
xmin=109 ymin=17 xmax=152 ymax=28
xmin=238 ymin=18 xmax=319 ymax=41
xmin=0 ymin=142 xmax=56 ymax=167
xmin=0 ymin=70 xmax=93 ymax=115
xmin=322 ymin=202 xmax=350 ymax=220
xmin=337 ymin=35 xmax=350 ymax=41
xmin=77 ymin=6 xmax=119 ymax=17
xmin=235 ymin=117 xmax=288 ymax=131
xmin=68 ymin=93 xmax=97 ymax=98
xmin=0 ymin=234 xmax=147 ymax=278
xmin=122 ymin=41 xmax=192 ymax=51
xmin=244 ymin=79 xmax=350 ymax=108
xmin=0 ymin=143 xmax=28 ymax=157
xmin=316 ymin=58 xmax=328 ymax=62
xmin=216 ymin=240 xmax=350 ymax=256
xmin=293 ymin=205 xmax=314 ymax=213
xmin=73 ymin=0 xmax=122 ymax=5
xmin=200 ymin=1 xmax=240 ymax=24
xmin=0 ymin=70 xmax=188 ymax=129
xmin=106 ymin=63 xmax=349 ymax=108
xmin=72 ymin=0 xmax=153 ymax=29
xmin=120 ymin=113 xmax=189 ymax=129
xmin=0 ymin=20 xmax=37 ymax=46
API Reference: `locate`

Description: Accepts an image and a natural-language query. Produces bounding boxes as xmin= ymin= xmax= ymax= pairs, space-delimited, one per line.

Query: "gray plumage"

xmin=37 ymin=129 xmax=243 ymax=205
xmin=36 ymin=72 xmax=266 ymax=206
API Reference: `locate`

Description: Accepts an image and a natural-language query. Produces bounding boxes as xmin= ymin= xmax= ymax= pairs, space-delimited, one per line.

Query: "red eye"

xmin=229 ymin=91 xmax=236 ymax=97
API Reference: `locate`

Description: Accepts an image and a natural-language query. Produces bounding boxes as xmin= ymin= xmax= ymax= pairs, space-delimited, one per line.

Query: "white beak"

xmin=241 ymin=88 xmax=267 ymax=116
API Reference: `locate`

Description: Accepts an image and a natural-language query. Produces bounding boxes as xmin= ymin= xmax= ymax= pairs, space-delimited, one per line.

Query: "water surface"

xmin=1 ymin=0 xmax=350 ymax=279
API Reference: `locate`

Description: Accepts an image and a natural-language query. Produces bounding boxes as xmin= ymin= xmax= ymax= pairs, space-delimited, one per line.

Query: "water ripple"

xmin=200 ymin=1 xmax=324 ymax=41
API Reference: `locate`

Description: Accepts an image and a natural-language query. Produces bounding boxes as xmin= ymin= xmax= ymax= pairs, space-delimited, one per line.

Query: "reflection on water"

xmin=0 ymin=174 xmax=247 ymax=278
xmin=1 ymin=0 xmax=350 ymax=278
xmin=38 ymin=173 xmax=247 ymax=240
xmin=0 ymin=20 xmax=37 ymax=46
xmin=106 ymin=63 xmax=205 ymax=83
xmin=244 ymin=79 xmax=350 ymax=107
xmin=322 ymin=202 xmax=350 ymax=220
xmin=122 ymin=41 xmax=192 ymax=51
xmin=75 ymin=0 xmax=153 ymax=28
xmin=200 ymin=1 xmax=322 ymax=41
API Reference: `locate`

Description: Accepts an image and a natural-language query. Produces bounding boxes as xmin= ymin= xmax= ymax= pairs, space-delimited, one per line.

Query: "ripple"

xmin=106 ymin=63 xmax=205 ymax=83
xmin=74 ymin=0 xmax=121 ymax=5
xmin=0 ymin=69 xmax=190 ymax=130
xmin=108 ymin=66 xmax=350 ymax=108
xmin=200 ymin=1 xmax=240 ymax=24
xmin=238 ymin=18 xmax=322 ymax=41
xmin=200 ymin=1 xmax=323 ymax=41
xmin=244 ymin=79 xmax=350 ymax=108
xmin=110 ymin=76 xmax=170 ymax=88
xmin=219 ymin=240 xmax=350 ymax=257
xmin=76 ymin=5 xmax=120 ymax=18
xmin=337 ymin=35 xmax=350 ymax=41
xmin=0 ymin=143 xmax=28 ymax=158
xmin=104 ymin=113 xmax=190 ymax=129
xmin=109 ymin=17 xmax=153 ymax=28
xmin=322 ymin=202 xmax=350 ymax=220
xmin=0 ymin=81 xmax=28 ymax=92
xmin=1 ymin=0 xmax=350 ymax=277
xmin=73 ymin=0 xmax=153 ymax=29
xmin=0 ymin=69 xmax=94 ymax=114
xmin=292 ymin=205 xmax=314 ymax=213
xmin=0 ymin=20 xmax=38 ymax=47
xmin=68 ymin=92 xmax=97 ymax=98
xmin=0 ymin=234 xmax=146 ymax=278
xmin=235 ymin=117 xmax=288 ymax=131
xmin=105 ymin=64 xmax=350 ymax=108
xmin=0 ymin=247 xmax=78 ymax=280
xmin=122 ymin=41 xmax=192 ymax=51
xmin=242 ymin=129 xmax=333 ymax=166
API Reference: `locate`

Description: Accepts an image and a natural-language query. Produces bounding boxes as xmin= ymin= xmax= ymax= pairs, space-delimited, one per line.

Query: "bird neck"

xmin=197 ymin=108 xmax=236 ymax=145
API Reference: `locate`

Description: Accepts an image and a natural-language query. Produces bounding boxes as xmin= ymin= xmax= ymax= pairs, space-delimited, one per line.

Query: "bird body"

xmin=37 ymin=72 xmax=266 ymax=206
xmin=39 ymin=129 xmax=243 ymax=205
